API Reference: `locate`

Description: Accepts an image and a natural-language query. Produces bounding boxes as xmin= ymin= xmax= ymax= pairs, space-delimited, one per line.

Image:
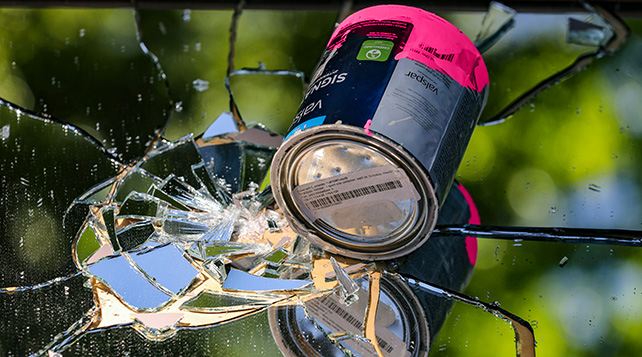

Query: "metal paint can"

xmin=271 ymin=5 xmax=488 ymax=260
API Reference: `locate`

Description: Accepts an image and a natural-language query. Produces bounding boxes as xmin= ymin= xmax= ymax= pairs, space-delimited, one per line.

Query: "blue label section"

xmin=288 ymin=33 xmax=398 ymax=131
xmin=285 ymin=116 xmax=326 ymax=140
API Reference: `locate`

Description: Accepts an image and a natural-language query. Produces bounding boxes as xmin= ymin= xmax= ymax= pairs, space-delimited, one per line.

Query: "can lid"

xmin=271 ymin=124 xmax=438 ymax=260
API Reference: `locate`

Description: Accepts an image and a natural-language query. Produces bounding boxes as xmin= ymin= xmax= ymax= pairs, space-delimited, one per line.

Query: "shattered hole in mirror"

xmin=1 ymin=1 xmax=642 ymax=356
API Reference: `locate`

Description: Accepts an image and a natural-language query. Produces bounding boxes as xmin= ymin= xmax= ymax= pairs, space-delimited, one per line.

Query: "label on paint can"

xmin=305 ymin=292 xmax=410 ymax=356
xmin=292 ymin=166 xmax=419 ymax=229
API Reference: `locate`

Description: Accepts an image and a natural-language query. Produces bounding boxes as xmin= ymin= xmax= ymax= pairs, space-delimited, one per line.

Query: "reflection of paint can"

xmin=399 ymin=182 xmax=479 ymax=341
xmin=271 ymin=5 xmax=489 ymax=260
xmin=268 ymin=273 xmax=429 ymax=356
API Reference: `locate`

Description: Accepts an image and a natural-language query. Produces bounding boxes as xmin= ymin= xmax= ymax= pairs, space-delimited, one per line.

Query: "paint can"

xmin=271 ymin=5 xmax=488 ymax=260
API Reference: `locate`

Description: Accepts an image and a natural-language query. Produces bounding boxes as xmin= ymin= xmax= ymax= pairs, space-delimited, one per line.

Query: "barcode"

xmin=420 ymin=44 xmax=454 ymax=62
xmin=323 ymin=296 xmax=363 ymax=330
xmin=308 ymin=180 xmax=403 ymax=210
xmin=321 ymin=296 xmax=395 ymax=354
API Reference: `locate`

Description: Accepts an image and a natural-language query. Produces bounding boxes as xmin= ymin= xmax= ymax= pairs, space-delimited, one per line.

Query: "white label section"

xmin=305 ymin=292 xmax=411 ymax=357
xmin=292 ymin=166 xmax=420 ymax=220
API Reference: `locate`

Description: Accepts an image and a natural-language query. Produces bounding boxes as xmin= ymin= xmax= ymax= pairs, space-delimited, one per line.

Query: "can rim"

xmin=267 ymin=272 xmax=430 ymax=356
xmin=271 ymin=124 xmax=439 ymax=260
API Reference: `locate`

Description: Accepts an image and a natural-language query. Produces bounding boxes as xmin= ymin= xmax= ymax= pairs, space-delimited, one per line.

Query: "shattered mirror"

xmin=1 ymin=1 xmax=642 ymax=356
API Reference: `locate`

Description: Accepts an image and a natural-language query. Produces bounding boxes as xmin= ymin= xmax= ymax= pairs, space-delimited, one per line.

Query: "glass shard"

xmin=129 ymin=243 xmax=200 ymax=295
xmin=330 ymin=257 xmax=360 ymax=306
xmin=116 ymin=221 xmax=156 ymax=251
xmin=201 ymin=218 xmax=236 ymax=243
xmin=203 ymin=111 xmax=239 ymax=140
xmin=75 ymin=223 xmax=102 ymax=265
xmin=181 ymin=290 xmax=277 ymax=312
xmin=474 ymin=1 xmax=517 ymax=53
xmin=117 ymin=192 xmax=161 ymax=219
xmin=567 ymin=17 xmax=609 ymax=47
xmin=114 ymin=168 xmax=162 ymax=203
xmin=227 ymin=69 xmax=305 ymax=135
xmin=139 ymin=135 xmax=205 ymax=188
xmin=197 ymin=142 xmax=243 ymax=193
xmin=222 ymin=269 xmax=311 ymax=292
xmin=86 ymin=254 xmax=172 ymax=311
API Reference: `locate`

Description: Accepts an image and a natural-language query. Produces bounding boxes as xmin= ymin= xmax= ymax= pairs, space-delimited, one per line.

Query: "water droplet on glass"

xmin=559 ymin=256 xmax=569 ymax=267
xmin=1 ymin=124 xmax=9 ymax=140
xmin=137 ymin=94 xmax=143 ymax=102
xmin=195 ymin=42 xmax=201 ymax=51
xmin=175 ymin=101 xmax=183 ymax=112
xmin=588 ymin=183 xmax=601 ymax=192
xmin=192 ymin=79 xmax=209 ymax=92
xmin=550 ymin=206 xmax=557 ymax=214
xmin=182 ymin=9 xmax=192 ymax=22
xmin=79 ymin=28 xmax=86 ymax=37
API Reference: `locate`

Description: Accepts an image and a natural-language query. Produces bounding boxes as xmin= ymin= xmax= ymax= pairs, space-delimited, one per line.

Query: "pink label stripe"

xmin=330 ymin=5 xmax=489 ymax=92
xmin=457 ymin=182 xmax=479 ymax=266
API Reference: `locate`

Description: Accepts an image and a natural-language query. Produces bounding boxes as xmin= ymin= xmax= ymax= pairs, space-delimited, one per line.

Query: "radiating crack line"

xmin=0 ymin=271 xmax=83 ymax=294
xmin=402 ymin=275 xmax=536 ymax=357
xmin=32 ymin=306 xmax=100 ymax=357
xmin=434 ymin=224 xmax=642 ymax=247
xmin=478 ymin=5 xmax=630 ymax=126
xmin=130 ymin=0 xmax=176 ymax=150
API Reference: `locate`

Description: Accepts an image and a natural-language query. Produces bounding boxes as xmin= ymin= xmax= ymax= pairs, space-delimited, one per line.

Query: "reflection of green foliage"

xmin=75 ymin=224 xmax=101 ymax=265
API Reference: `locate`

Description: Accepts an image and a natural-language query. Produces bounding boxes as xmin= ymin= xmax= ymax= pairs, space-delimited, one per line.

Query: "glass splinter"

xmin=222 ymin=269 xmax=311 ymax=292
xmin=474 ymin=1 xmax=517 ymax=53
xmin=567 ymin=17 xmax=609 ymax=47
xmin=330 ymin=257 xmax=360 ymax=306
xmin=202 ymin=111 xmax=239 ymax=140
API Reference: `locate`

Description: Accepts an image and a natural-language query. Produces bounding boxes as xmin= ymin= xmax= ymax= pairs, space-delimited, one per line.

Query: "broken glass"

xmin=1 ymin=2 xmax=642 ymax=357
